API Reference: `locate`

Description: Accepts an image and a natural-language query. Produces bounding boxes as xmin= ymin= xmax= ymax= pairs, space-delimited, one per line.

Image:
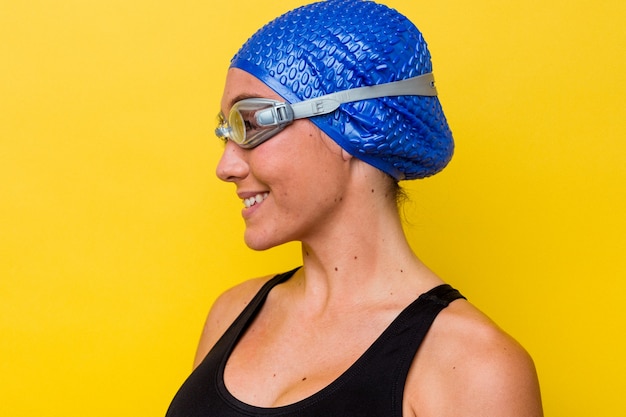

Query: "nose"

xmin=216 ymin=141 xmax=249 ymax=182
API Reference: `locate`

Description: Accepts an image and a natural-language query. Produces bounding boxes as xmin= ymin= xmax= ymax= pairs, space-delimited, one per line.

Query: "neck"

xmin=291 ymin=196 xmax=436 ymax=310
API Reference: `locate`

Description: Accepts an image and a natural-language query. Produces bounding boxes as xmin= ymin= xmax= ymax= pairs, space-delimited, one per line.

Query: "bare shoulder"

xmin=192 ymin=274 xmax=275 ymax=368
xmin=406 ymin=299 xmax=543 ymax=417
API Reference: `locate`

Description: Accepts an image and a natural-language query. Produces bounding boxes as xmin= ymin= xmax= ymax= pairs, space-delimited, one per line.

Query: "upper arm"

xmin=454 ymin=333 xmax=543 ymax=416
xmin=407 ymin=302 xmax=543 ymax=417
xmin=192 ymin=276 xmax=272 ymax=368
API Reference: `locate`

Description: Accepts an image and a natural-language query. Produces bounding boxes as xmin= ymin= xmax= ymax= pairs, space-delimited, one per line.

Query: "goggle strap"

xmin=290 ymin=72 xmax=437 ymax=120
xmin=256 ymin=102 xmax=294 ymax=126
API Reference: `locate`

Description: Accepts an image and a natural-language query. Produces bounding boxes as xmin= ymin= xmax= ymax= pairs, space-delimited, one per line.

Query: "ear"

xmin=341 ymin=148 xmax=353 ymax=161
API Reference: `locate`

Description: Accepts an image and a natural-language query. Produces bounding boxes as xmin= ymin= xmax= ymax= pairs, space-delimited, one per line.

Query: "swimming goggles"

xmin=215 ymin=72 xmax=438 ymax=149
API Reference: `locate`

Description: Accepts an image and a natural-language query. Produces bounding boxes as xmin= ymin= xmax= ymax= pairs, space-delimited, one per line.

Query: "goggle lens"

xmin=216 ymin=99 xmax=288 ymax=149
xmin=229 ymin=108 xmax=246 ymax=143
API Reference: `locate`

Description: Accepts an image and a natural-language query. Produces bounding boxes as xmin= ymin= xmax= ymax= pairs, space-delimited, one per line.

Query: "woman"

xmin=166 ymin=1 xmax=543 ymax=416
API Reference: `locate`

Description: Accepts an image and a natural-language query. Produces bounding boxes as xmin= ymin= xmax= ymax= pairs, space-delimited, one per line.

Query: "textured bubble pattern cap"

xmin=230 ymin=0 xmax=454 ymax=180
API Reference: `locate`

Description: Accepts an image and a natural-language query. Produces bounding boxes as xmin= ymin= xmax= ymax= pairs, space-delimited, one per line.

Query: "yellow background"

xmin=1 ymin=0 xmax=624 ymax=415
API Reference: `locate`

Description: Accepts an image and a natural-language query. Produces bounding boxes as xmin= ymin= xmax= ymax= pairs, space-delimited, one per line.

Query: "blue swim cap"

xmin=230 ymin=0 xmax=453 ymax=180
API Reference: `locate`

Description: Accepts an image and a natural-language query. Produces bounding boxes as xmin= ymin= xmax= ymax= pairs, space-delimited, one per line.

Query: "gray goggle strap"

xmin=255 ymin=72 xmax=437 ymax=128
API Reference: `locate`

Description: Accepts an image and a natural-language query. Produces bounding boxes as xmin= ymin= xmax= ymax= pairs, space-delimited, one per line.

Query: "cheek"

xmin=247 ymin=144 xmax=285 ymax=181
xmin=248 ymin=132 xmax=311 ymax=177
xmin=249 ymin=123 xmax=347 ymax=194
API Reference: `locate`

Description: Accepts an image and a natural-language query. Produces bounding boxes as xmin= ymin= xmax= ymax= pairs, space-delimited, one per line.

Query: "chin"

xmin=243 ymin=231 xmax=284 ymax=252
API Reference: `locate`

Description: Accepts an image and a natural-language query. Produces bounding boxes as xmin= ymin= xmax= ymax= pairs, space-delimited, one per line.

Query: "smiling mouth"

xmin=243 ymin=192 xmax=269 ymax=208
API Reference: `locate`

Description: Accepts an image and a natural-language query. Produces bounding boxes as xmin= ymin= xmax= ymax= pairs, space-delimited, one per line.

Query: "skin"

xmin=196 ymin=68 xmax=543 ymax=416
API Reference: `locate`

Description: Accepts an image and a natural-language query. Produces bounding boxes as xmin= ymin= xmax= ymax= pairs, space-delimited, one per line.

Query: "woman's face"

xmin=216 ymin=68 xmax=353 ymax=250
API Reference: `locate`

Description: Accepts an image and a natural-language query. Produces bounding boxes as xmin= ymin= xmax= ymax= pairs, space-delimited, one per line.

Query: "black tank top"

xmin=166 ymin=268 xmax=465 ymax=417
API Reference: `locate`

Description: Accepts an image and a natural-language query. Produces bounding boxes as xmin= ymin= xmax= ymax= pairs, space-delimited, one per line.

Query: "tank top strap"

xmin=225 ymin=267 xmax=300 ymax=338
xmin=418 ymin=283 xmax=466 ymax=307
xmin=388 ymin=284 xmax=466 ymax=364
xmin=351 ymin=284 xmax=466 ymax=416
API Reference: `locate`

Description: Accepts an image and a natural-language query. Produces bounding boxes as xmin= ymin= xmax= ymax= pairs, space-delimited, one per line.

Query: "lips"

xmin=243 ymin=192 xmax=269 ymax=208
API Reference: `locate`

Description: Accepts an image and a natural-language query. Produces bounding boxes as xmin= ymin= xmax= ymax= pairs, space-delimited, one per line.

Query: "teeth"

xmin=243 ymin=192 xmax=269 ymax=208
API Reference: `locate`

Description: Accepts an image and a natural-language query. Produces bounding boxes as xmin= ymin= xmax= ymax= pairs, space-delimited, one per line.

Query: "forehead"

xmin=220 ymin=68 xmax=283 ymax=112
